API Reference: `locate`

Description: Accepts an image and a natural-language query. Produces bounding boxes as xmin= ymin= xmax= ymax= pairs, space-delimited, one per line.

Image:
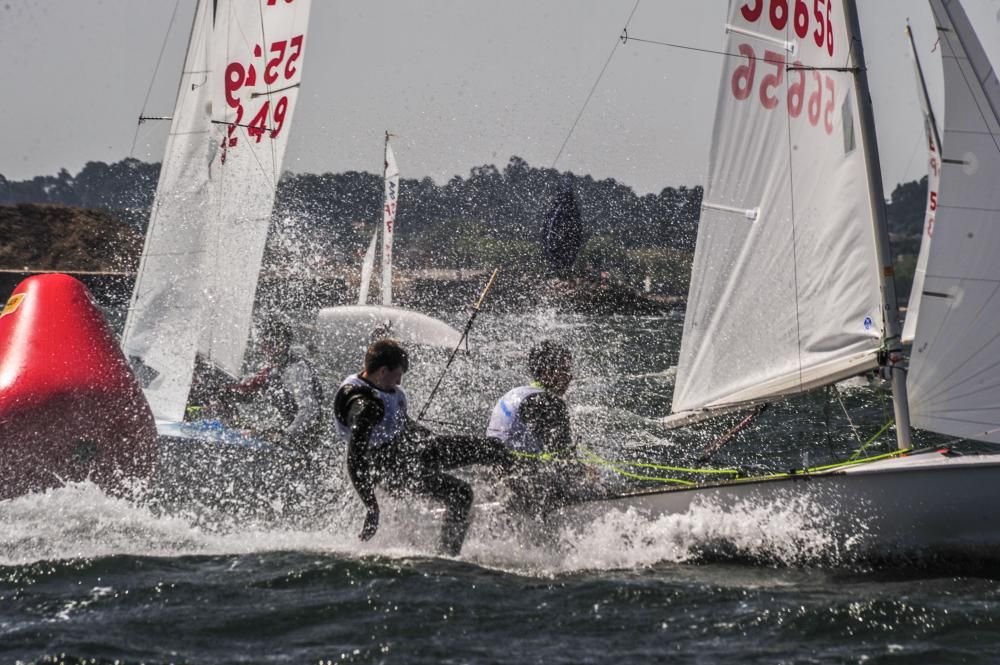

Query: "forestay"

xmin=381 ymin=140 xmax=400 ymax=306
xmin=123 ymin=0 xmax=312 ymax=422
xmin=667 ymin=0 xmax=883 ymax=427
xmin=907 ymin=0 xmax=1000 ymax=443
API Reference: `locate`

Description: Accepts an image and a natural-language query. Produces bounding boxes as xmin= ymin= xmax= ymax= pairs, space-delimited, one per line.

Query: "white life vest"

xmin=335 ymin=374 xmax=408 ymax=447
xmin=486 ymin=384 xmax=545 ymax=453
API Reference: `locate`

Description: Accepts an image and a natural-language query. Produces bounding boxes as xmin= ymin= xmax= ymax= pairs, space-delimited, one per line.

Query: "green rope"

xmin=847 ymin=419 xmax=894 ymax=461
xmin=811 ymin=446 xmax=910 ymax=471
xmin=510 ymin=447 xmax=738 ymax=486
xmin=745 ymin=447 xmax=912 ymax=482
xmin=592 ymin=463 xmax=695 ymax=486
xmin=510 ymin=435 xmax=908 ymax=488
xmin=579 ymin=447 xmax=740 ymax=476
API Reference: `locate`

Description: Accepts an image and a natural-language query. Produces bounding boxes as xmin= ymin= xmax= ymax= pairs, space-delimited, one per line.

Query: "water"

xmin=2 ymin=312 xmax=995 ymax=664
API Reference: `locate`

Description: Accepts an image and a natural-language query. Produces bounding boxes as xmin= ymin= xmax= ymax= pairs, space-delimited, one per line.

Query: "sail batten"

xmin=669 ymin=0 xmax=883 ymax=425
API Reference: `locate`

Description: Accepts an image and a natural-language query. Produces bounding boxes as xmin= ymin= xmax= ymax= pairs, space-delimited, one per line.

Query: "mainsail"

xmin=123 ymin=0 xmax=312 ymax=421
xmin=357 ymin=228 xmax=379 ymax=305
xmin=907 ymin=0 xmax=1000 ymax=442
xmin=667 ymin=0 xmax=884 ymax=426
xmin=381 ymin=138 xmax=400 ymax=306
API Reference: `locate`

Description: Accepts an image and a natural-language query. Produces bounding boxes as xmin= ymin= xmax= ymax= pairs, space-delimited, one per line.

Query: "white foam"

xmin=0 ymin=478 xmax=864 ymax=573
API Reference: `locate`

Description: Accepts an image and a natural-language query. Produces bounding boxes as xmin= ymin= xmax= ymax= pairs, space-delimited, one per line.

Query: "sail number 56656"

xmin=731 ymin=43 xmax=835 ymax=135
xmin=740 ymin=0 xmax=834 ymax=57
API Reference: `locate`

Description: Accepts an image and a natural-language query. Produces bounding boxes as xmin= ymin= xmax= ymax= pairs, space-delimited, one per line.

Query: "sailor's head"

xmin=363 ymin=338 xmax=409 ymax=390
xmin=528 ymin=339 xmax=573 ymax=396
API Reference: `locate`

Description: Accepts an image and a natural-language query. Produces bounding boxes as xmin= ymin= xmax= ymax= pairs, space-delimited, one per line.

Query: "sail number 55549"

xmin=731 ymin=43 xmax=835 ymax=135
xmin=740 ymin=0 xmax=834 ymax=57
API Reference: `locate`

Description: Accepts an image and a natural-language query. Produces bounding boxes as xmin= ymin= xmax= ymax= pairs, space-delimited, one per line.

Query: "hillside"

xmin=0 ymin=204 xmax=142 ymax=272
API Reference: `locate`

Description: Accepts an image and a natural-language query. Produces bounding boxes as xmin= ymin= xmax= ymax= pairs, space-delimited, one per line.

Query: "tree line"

xmin=0 ymin=158 xmax=926 ymax=297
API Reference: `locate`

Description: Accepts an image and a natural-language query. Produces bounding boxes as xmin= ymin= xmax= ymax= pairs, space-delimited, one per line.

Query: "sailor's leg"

xmin=413 ymin=468 xmax=474 ymax=556
xmin=421 ymin=435 xmax=512 ymax=471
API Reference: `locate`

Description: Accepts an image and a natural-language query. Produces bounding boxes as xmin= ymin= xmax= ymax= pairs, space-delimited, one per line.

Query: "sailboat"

xmin=314 ymin=133 xmax=462 ymax=359
xmin=123 ymin=0 xmax=312 ymax=442
xmin=0 ymin=0 xmax=314 ymax=502
xmin=558 ymin=0 xmax=1000 ymax=561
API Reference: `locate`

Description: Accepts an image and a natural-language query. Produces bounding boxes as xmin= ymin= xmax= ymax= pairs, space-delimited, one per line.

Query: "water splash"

xmin=0 ymin=480 xmax=863 ymax=574
xmin=550 ymin=494 xmax=865 ymax=572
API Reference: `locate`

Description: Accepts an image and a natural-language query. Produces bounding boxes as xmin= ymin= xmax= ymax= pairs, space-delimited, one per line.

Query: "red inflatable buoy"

xmin=0 ymin=274 xmax=157 ymax=499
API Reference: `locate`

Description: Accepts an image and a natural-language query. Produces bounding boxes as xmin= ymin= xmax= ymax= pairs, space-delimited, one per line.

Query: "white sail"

xmin=381 ymin=140 xmax=400 ymax=306
xmin=901 ymin=21 xmax=944 ymax=345
xmin=667 ymin=0 xmax=883 ymax=427
xmin=901 ymin=119 xmax=942 ymax=344
xmin=357 ymin=228 xmax=379 ymax=306
xmin=907 ymin=0 xmax=1000 ymax=443
xmin=122 ymin=0 xmax=215 ymax=421
xmin=123 ymin=0 xmax=312 ymax=421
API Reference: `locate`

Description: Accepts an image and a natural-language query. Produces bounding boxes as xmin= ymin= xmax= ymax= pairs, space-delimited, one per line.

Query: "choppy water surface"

xmin=2 ymin=313 xmax=997 ymax=664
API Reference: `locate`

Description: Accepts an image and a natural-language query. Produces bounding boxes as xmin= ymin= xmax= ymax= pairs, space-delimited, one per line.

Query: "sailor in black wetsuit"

xmin=333 ymin=339 xmax=510 ymax=556
xmin=487 ymin=340 xmax=602 ymax=514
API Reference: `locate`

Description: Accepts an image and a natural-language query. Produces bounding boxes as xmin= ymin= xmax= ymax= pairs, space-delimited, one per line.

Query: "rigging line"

xmin=848 ymin=420 xmax=894 ymax=461
xmin=518 ymin=450 xmax=699 ymax=486
xmin=550 ymin=0 xmax=641 ymax=169
xmin=832 ymin=384 xmax=864 ymax=447
xmin=624 ymin=35 xmax=858 ymax=71
xmin=624 ymin=35 xmax=742 ymax=58
xmin=129 ymin=0 xmax=183 ymax=158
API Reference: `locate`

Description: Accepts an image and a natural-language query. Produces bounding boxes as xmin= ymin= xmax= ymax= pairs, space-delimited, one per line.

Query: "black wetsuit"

xmin=333 ymin=377 xmax=510 ymax=555
xmin=518 ymin=391 xmax=575 ymax=457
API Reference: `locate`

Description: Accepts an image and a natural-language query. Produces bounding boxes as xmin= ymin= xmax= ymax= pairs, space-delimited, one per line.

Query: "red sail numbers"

xmin=730 ymin=0 xmax=840 ymax=135
xmin=222 ymin=25 xmax=303 ymax=151
xmin=740 ymin=0 xmax=833 ymax=56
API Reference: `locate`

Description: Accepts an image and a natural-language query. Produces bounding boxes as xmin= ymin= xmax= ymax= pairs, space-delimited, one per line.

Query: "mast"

xmin=842 ymin=0 xmax=912 ymax=449
xmin=905 ymin=22 xmax=943 ymax=154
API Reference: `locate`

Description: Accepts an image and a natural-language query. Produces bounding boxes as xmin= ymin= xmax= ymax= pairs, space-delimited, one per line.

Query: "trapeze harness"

xmin=486 ymin=384 xmax=546 ymax=453
xmin=334 ymin=374 xmax=409 ymax=446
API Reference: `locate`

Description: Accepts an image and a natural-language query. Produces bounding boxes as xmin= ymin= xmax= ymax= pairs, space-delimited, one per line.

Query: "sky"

xmin=2 ymin=1 xmax=1000 ymax=195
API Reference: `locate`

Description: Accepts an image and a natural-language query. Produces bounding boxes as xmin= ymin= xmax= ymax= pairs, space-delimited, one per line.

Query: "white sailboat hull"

xmin=556 ymin=451 xmax=1000 ymax=562
xmin=315 ymin=305 xmax=462 ymax=350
